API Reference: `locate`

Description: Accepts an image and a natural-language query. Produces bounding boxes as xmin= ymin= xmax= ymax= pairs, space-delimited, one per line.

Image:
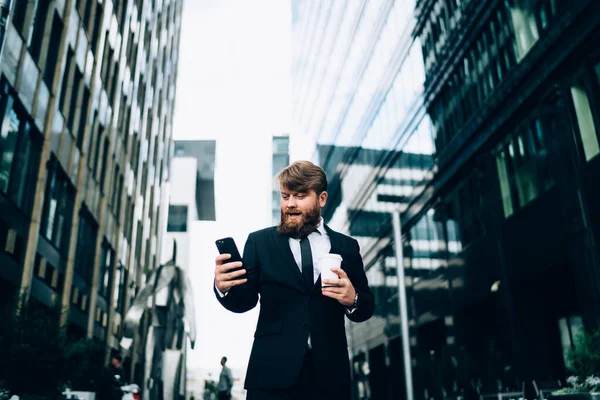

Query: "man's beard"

xmin=277 ymin=201 xmax=321 ymax=239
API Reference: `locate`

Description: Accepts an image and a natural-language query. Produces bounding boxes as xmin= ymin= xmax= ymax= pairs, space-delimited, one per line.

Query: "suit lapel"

xmin=313 ymin=225 xmax=344 ymax=292
xmin=271 ymin=229 xmax=308 ymax=293
xmin=324 ymin=224 xmax=343 ymax=255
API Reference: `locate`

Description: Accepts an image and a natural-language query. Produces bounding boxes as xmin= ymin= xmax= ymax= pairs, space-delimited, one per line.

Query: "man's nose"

xmin=286 ymin=197 xmax=297 ymax=207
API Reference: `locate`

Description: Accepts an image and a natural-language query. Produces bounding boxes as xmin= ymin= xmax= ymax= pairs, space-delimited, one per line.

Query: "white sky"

xmin=171 ymin=0 xmax=293 ymax=373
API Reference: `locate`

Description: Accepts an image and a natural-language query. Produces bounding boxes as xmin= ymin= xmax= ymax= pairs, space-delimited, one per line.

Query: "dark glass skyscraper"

xmin=0 ymin=0 xmax=184 ymax=383
xmin=292 ymin=0 xmax=600 ymax=398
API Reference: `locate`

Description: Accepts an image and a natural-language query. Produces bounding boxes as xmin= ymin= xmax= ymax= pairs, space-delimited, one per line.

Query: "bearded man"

xmin=214 ymin=160 xmax=374 ymax=400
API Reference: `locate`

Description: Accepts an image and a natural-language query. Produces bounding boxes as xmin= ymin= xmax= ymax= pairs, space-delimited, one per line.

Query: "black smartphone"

xmin=215 ymin=237 xmax=244 ymax=273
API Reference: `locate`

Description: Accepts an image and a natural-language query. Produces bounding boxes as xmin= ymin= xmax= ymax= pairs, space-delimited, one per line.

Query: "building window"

xmin=67 ymin=68 xmax=83 ymax=132
xmin=447 ymin=173 xmax=485 ymax=246
xmin=0 ymin=101 xmax=20 ymax=193
xmin=113 ymin=264 xmax=127 ymax=314
xmin=93 ymin=124 xmax=103 ymax=177
xmin=427 ymin=5 xmax=517 ymax=152
xmin=74 ymin=207 xmax=98 ymax=284
xmin=41 ymin=157 xmax=75 ymax=254
xmin=76 ymin=0 xmax=92 ymax=33
xmin=99 ymin=137 xmax=109 ymax=190
xmin=0 ymin=88 xmax=42 ymax=213
xmin=99 ymin=241 xmax=113 ymax=299
xmin=43 ymin=13 xmax=63 ymax=87
xmin=29 ymin=0 xmax=51 ymax=63
xmin=272 ymin=154 xmax=289 ymax=177
xmin=11 ymin=2 xmax=27 ymax=35
xmin=167 ymin=205 xmax=188 ymax=232
xmin=496 ymin=150 xmax=514 ymax=218
xmin=570 ymin=82 xmax=600 ymax=162
xmin=91 ymin=3 xmax=103 ymax=51
xmin=273 ymin=136 xmax=289 ymax=154
xmin=77 ymin=87 xmax=90 ymax=149
xmin=272 ymin=137 xmax=289 ymax=224
xmin=558 ymin=315 xmax=583 ymax=370
xmin=59 ymin=48 xmax=74 ymax=116
xmin=495 ymin=114 xmax=556 ymax=217
xmin=505 ymin=0 xmax=540 ymax=61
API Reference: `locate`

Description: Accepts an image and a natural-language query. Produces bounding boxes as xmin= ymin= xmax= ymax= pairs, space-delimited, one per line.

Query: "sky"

xmin=171 ymin=0 xmax=293 ymax=375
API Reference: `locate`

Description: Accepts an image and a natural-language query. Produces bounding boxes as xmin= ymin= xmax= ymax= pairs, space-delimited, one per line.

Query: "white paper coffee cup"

xmin=319 ymin=254 xmax=343 ymax=287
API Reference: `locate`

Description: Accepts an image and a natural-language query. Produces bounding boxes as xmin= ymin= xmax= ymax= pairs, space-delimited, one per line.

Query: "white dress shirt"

xmin=288 ymin=218 xmax=330 ymax=284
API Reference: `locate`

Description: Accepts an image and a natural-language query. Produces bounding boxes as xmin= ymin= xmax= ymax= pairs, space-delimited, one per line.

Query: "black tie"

xmin=300 ymin=237 xmax=314 ymax=288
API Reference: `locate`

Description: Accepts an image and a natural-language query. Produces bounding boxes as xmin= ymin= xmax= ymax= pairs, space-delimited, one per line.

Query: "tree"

xmin=64 ymin=339 xmax=109 ymax=391
xmin=0 ymin=297 xmax=67 ymax=400
xmin=568 ymin=328 xmax=600 ymax=378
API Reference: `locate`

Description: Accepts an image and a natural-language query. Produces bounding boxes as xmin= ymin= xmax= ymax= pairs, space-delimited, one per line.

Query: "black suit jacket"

xmin=214 ymin=225 xmax=375 ymax=398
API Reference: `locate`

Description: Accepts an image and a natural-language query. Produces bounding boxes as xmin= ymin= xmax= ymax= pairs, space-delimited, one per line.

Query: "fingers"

xmin=215 ymin=267 xmax=247 ymax=291
xmin=214 ymin=254 xmax=247 ymax=292
xmin=330 ymin=267 xmax=348 ymax=279
xmin=216 ymin=259 xmax=244 ymax=274
xmin=321 ymin=286 xmax=344 ymax=295
xmin=216 ymin=253 xmax=232 ymax=264
xmin=216 ymin=277 xmax=248 ymax=292
xmin=322 ymin=286 xmax=355 ymax=307
xmin=221 ymin=267 xmax=247 ymax=281
xmin=322 ymin=277 xmax=347 ymax=287
xmin=321 ymin=290 xmax=343 ymax=301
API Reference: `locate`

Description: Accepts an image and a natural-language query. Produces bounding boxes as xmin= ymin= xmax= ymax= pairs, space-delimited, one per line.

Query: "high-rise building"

xmin=272 ymin=135 xmax=289 ymax=225
xmin=292 ymin=0 xmax=600 ymax=398
xmin=0 ymin=0 xmax=184 ymax=384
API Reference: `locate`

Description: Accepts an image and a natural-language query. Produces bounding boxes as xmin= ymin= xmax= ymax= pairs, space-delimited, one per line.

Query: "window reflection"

xmin=41 ymin=157 xmax=76 ymax=254
xmin=0 ymin=107 xmax=20 ymax=192
xmin=495 ymin=102 xmax=558 ymax=217
xmin=0 ymin=87 xmax=42 ymax=214
xmin=506 ymin=0 xmax=540 ymax=60
xmin=99 ymin=241 xmax=113 ymax=299
xmin=570 ymin=82 xmax=600 ymax=162
xmin=167 ymin=205 xmax=188 ymax=232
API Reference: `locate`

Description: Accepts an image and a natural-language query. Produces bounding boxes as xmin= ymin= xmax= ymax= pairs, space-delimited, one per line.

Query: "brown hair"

xmin=276 ymin=160 xmax=327 ymax=194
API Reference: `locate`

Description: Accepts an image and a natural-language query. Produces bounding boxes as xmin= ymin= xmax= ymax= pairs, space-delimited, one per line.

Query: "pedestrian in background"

xmin=218 ymin=356 xmax=233 ymax=400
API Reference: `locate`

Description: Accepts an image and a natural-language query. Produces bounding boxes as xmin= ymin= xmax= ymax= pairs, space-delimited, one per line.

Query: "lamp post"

xmin=392 ymin=210 xmax=414 ymax=400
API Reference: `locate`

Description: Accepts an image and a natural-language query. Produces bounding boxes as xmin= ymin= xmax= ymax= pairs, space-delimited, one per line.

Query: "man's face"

xmin=277 ymin=187 xmax=327 ymax=238
xmin=111 ymin=357 xmax=120 ymax=368
xmin=221 ymin=358 xmax=226 ymax=366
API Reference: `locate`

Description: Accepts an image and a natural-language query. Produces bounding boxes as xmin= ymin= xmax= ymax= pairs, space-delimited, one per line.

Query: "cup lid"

xmin=319 ymin=253 xmax=343 ymax=261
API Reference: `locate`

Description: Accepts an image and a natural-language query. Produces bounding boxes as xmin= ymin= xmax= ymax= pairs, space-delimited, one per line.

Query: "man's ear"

xmin=319 ymin=191 xmax=328 ymax=207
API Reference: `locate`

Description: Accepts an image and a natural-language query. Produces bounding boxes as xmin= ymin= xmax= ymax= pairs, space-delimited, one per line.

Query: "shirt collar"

xmin=315 ymin=218 xmax=326 ymax=236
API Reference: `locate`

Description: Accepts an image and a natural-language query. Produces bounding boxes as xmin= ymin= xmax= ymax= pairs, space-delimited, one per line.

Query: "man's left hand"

xmin=321 ymin=268 xmax=356 ymax=307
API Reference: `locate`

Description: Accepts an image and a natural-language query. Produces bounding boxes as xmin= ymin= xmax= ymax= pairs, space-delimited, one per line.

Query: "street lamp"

xmin=392 ymin=210 xmax=414 ymax=400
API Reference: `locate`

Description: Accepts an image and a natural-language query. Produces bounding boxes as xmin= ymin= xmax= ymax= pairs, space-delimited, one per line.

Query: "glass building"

xmin=291 ymin=0 xmax=600 ymax=399
xmin=0 ymin=0 xmax=184 ymax=383
xmin=172 ymin=140 xmax=217 ymax=222
xmin=272 ymin=135 xmax=290 ymax=224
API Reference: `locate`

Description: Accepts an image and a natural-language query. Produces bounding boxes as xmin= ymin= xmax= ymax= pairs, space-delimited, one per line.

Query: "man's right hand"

xmin=215 ymin=254 xmax=247 ymax=293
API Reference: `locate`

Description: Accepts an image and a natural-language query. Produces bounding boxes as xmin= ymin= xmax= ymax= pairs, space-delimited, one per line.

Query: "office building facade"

xmin=0 ymin=0 xmax=184 ymax=384
xmin=292 ymin=0 xmax=600 ymax=399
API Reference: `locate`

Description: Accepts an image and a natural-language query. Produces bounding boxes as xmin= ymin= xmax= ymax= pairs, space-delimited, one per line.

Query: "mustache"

xmin=277 ymin=204 xmax=321 ymax=238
